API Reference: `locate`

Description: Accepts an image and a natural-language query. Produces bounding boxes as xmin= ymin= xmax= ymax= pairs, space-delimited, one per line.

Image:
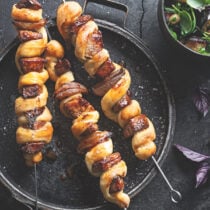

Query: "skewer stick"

xmin=34 ymin=163 xmax=38 ymax=210
xmin=23 ymin=165 xmax=38 ymax=210
xmin=46 ymin=27 xmax=52 ymax=41
xmin=151 ymin=156 xmax=182 ymax=203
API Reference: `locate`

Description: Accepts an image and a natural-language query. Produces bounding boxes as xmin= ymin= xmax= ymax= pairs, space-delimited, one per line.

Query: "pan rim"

xmin=0 ymin=18 xmax=176 ymax=210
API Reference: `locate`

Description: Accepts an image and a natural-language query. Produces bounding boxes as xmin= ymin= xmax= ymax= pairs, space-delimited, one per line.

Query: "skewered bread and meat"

xmin=57 ymin=1 xmax=156 ymax=160
xmin=44 ymin=39 xmax=130 ymax=208
xmin=12 ymin=0 xmax=53 ymax=166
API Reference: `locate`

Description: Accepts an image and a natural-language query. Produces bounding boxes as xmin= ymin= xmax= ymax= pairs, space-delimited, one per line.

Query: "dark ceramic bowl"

xmin=158 ymin=0 xmax=210 ymax=61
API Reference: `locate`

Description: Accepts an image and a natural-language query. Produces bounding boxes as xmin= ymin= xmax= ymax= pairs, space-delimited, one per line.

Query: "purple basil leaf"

xmin=195 ymin=162 xmax=210 ymax=188
xmin=193 ymin=87 xmax=210 ymax=117
xmin=174 ymin=144 xmax=210 ymax=162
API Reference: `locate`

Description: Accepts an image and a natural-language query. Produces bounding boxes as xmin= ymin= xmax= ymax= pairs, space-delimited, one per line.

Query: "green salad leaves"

xmin=164 ymin=0 xmax=210 ymax=55
xmin=187 ymin=0 xmax=210 ymax=10
xmin=173 ymin=4 xmax=196 ymax=36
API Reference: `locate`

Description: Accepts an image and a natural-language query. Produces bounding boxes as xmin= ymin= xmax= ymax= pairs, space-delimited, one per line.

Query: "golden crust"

xmin=12 ymin=4 xmax=42 ymax=22
xmin=15 ymin=85 xmax=48 ymax=114
xmin=132 ymin=118 xmax=156 ymax=160
xmin=118 ymin=100 xmax=141 ymax=128
xmin=18 ymin=70 xmax=49 ymax=88
xmin=75 ymin=21 xmax=98 ymax=61
xmin=16 ymin=122 xmax=53 ymax=144
xmin=17 ymin=106 xmax=52 ymax=125
xmin=45 ymin=40 xmax=64 ymax=58
xmin=55 ymin=71 xmax=74 ymax=90
xmin=84 ymin=49 xmax=109 ymax=76
xmin=85 ymin=139 xmax=113 ymax=177
xmin=71 ymin=110 xmax=99 ymax=139
xmin=15 ymin=27 xmax=47 ymax=73
xmin=57 ymin=2 xmax=82 ymax=47
xmin=101 ymin=67 xmax=131 ymax=122
xmin=100 ymin=160 xmax=130 ymax=208
xmin=24 ymin=152 xmax=43 ymax=166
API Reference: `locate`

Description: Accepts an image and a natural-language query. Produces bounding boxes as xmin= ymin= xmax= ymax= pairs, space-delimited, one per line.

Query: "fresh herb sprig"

xmin=174 ymin=144 xmax=210 ymax=188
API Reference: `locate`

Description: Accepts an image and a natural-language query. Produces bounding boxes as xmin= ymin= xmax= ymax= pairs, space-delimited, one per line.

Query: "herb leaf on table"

xmin=174 ymin=144 xmax=210 ymax=162
xmin=195 ymin=162 xmax=210 ymax=188
xmin=193 ymin=86 xmax=210 ymax=117
xmin=174 ymin=144 xmax=210 ymax=188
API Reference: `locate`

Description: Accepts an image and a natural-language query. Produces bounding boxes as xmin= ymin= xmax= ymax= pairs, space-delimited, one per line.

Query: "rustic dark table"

xmin=1 ymin=0 xmax=210 ymax=210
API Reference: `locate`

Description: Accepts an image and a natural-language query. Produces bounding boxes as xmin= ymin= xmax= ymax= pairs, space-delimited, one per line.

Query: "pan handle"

xmin=83 ymin=0 xmax=128 ymax=28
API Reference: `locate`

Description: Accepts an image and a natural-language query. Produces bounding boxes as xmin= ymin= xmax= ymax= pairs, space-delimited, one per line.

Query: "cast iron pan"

xmin=0 ymin=2 xmax=175 ymax=209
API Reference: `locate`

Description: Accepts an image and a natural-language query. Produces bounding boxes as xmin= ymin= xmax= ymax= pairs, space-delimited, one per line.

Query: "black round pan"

xmin=0 ymin=19 xmax=175 ymax=209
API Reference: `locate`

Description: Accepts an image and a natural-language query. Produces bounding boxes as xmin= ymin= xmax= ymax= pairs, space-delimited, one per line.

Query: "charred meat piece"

xmin=21 ymin=142 xmax=45 ymax=154
xmin=55 ymin=58 xmax=71 ymax=76
xmin=24 ymin=107 xmax=45 ymax=128
xmin=18 ymin=30 xmax=43 ymax=42
xmin=92 ymin=152 xmax=122 ymax=173
xmin=23 ymin=120 xmax=46 ymax=130
xmin=55 ymin=82 xmax=88 ymax=101
xmin=77 ymin=131 xmax=112 ymax=154
xmin=31 ymin=121 xmax=46 ymax=130
xmin=69 ymin=15 xmax=93 ymax=34
xmin=112 ymin=91 xmax=131 ymax=113
xmin=19 ymin=57 xmax=46 ymax=73
xmin=92 ymin=68 xmax=125 ymax=96
xmin=96 ymin=58 xmax=115 ymax=79
xmin=63 ymin=97 xmax=95 ymax=119
xmin=109 ymin=176 xmax=125 ymax=194
xmin=16 ymin=0 xmax=42 ymax=10
xmin=123 ymin=114 xmax=149 ymax=138
xmin=79 ymin=123 xmax=98 ymax=138
xmin=20 ymin=84 xmax=42 ymax=98
xmin=85 ymin=30 xmax=103 ymax=59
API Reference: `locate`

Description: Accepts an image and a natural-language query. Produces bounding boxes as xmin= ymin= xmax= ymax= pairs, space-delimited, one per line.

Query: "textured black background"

xmin=1 ymin=0 xmax=210 ymax=210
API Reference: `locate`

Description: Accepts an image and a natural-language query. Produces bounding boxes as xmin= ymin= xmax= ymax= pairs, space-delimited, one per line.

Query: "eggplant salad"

xmin=165 ymin=0 xmax=210 ymax=55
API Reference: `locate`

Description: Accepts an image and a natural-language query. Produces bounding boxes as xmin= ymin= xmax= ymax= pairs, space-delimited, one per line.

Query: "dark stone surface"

xmin=0 ymin=0 xmax=210 ymax=209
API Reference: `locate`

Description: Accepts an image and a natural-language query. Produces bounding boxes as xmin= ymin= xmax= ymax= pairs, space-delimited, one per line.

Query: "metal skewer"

xmin=34 ymin=163 xmax=38 ymax=210
xmin=151 ymin=156 xmax=182 ymax=203
xmin=46 ymin=27 xmax=52 ymax=41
